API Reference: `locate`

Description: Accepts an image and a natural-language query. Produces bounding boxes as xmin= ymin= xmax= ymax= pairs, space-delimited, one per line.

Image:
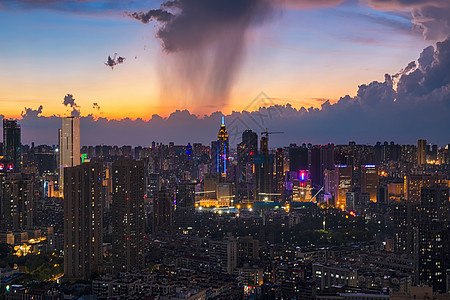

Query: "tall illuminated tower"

xmin=217 ymin=117 xmax=229 ymax=177
xmin=59 ymin=117 xmax=80 ymax=196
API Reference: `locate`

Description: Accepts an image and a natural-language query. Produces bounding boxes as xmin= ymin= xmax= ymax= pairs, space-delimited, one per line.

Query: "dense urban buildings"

xmin=1 ymin=118 xmax=449 ymax=299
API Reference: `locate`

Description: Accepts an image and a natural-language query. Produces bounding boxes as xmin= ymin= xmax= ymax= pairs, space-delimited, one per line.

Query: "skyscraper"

xmin=418 ymin=185 xmax=449 ymax=293
xmin=216 ymin=117 xmax=229 ymax=178
xmin=3 ymin=119 xmax=21 ymax=172
xmin=210 ymin=141 xmax=218 ymax=174
xmin=237 ymin=130 xmax=257 ymax=183
xmin=153 ymin=187 xmax=173 ymax=234
xmin=59 ymin=117 xmax=80 ymax=196
xmin=112 ymin=159 xmax=145 ymax=273
xmin=417 ymin=139 xmax=427 ymax=165
xmin=63 ymin=161 xmax=103 ymax=280
xmin=276 ymin=148 xmax=284 ymax=201
xmin=254 ymin=135 xmax=273 ymax=202
xmin=309 ymin=146 xmax=321 ymax=187
xmin=360 ymin=164 xmax=379 ymax=202
xmin=335 ymin=165 xmax=353 ymax=210
xmin=237 ymin=130 xmax=257 ymax=201
xmin=320 ymin=144 xmax=335 ymax=186
xmin=174 ymin=181 xmax=196 ymax=229
xmin=289 ymin=145 xmax=308 ymax=172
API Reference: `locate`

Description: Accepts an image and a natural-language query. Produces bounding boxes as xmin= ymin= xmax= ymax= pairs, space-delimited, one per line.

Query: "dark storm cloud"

xmin=127 ymin=0 xmax=276 ymax=110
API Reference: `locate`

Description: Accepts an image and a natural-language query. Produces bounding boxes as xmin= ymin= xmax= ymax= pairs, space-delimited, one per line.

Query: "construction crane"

xmin=261 ymin=129 xmax=283 ymax=138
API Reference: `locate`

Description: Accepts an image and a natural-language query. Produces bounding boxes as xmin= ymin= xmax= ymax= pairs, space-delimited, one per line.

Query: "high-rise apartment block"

xmin=63 ymin=161 xmax=103 ymax=280
xmin=112 ymin=159 xmax=145 ymax=273
xmin=3 ymin=119 xmax=21 ymax=172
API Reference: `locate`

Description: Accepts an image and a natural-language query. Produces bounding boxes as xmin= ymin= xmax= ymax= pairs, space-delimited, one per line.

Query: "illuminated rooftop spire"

xmin=221 ymin=116 xmax=225 ymax=126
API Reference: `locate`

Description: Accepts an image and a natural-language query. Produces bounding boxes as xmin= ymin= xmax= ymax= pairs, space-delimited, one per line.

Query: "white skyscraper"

xmin=59 ymin=116 xmax=80 ymax=197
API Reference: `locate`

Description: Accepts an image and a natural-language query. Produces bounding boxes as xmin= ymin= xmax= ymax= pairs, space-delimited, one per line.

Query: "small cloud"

xmin=63 ymin=94 xmax=78 ymax=107
xmin=62 ymin=94 xmax=81 ymax=117
xmin=105 ymin=53 xmax=126 ymax=69
xmin=21 ymin=105 xmax=43 ymax=118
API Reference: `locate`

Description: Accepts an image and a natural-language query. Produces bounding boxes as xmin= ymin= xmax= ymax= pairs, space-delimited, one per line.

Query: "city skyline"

xmin=1 ymin=1 xmax=450 ymax=298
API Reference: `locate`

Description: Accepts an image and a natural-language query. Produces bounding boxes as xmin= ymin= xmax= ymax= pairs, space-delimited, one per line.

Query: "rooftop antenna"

xmin=221 ymin=116 xmax=225 ymax=126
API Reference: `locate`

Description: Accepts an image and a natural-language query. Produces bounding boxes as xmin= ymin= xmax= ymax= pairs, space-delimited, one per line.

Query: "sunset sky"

xmin=0 ymin=0 xmax=449 ymax=146
xmin=0 ymin=0 xmax=430 ymax=118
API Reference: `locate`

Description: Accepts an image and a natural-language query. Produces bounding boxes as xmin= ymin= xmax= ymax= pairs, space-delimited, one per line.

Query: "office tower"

xmin=216 ymin=117 xmax=229 ymax=177
xmin=254 ymin=135 xmax=273 ymax=202
xmin=418 ymin=185 xmax=449 ymax=293
xmin=335 ymin=165 xmax=353 ymax=210
xmin=289 ymin=145 xmax=308 ymax=172
xmin=63 ymin=161 xmax=103 ymax=280
xmin=112 ymin=159 xmax=145 ymax=273
xmin=360 ymin=164 xmax=379 ymax=202
xmin=309 ymin=146 xmax=321 ymax=187
xmin=210 ymin=141 xmax=218 ymax=174
xmin=209 ymin=236 xmax=238 ymax=274
xmin=153 ymin=188 xmax=173 ymax=234
xmin=174 ymin=181 xmax=196 ymax=229
xmin=324 ymin=169 xmax=337 ymax=196
xmin=237 ymin=130 xmax=257 ymax=182
xmin=275 ymin=148 xmax=284 ymax=201
xmin=417 ymin=139 xmax=427 ymax=165
xmin=0 ymin=172 xmax=35 ymax=231
xmin=320 ymin=144 xmax=335 ymax=186
xmin=59 ymin=117 xmax=80 ymax=196
xmin=3 ymin=119 xmax=21 ymax=172
xmin=237 ymin=130 xmax=257 ymax=202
